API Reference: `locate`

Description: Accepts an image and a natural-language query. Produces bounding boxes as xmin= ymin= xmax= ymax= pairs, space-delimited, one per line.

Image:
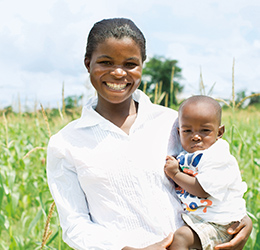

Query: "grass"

xmin=221 ymin=106 xmax=260 ymax=249
xmin=0 ymin=102 xmax=259 ymax=249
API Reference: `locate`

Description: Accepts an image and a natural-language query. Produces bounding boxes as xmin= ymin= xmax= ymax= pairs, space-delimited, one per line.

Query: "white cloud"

xmin=0 ymin=0 xmax=259 ymax=109
xmin=146 ymin=1 xmax=260 ymax=99
xmin=253 ymin=40 xmax=260 ymax=48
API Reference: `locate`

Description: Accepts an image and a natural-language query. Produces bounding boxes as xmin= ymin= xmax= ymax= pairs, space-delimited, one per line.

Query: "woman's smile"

xmin=104 ymin=81 xmax=130 ymax=91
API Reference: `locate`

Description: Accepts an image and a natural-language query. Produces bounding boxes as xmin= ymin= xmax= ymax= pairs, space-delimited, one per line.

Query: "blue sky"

xmin=0 ymin=0 xmax=259 ymax=110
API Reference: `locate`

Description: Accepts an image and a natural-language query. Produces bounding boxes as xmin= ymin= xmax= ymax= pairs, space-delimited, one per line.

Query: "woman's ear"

xmin=84 ymin=57 xmax=91 ymax=73
xmin=217 ymin=125 xmax=225 ymax=139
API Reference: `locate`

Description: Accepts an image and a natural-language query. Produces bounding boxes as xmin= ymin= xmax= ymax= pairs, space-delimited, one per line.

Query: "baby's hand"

xmin=164 ymin=155 xmax=180 ymax=178
xmin=165 ymin=155 xmax=175 ymax=161
xmin=165 ymin=155 xmax=179 ymax=166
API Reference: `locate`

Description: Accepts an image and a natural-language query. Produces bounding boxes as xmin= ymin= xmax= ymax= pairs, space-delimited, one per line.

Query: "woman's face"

xmin=85 ymin=37 xmax=143 ymax=105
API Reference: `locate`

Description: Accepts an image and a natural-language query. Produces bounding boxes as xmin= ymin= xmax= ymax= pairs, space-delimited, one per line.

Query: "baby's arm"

xmin=164 ymin=156 xmax=209 ymax=198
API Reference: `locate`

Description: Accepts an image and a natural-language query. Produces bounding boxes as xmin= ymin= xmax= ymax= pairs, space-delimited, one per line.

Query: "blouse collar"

xmin=75 ymin=89 xmax=152 ymax=129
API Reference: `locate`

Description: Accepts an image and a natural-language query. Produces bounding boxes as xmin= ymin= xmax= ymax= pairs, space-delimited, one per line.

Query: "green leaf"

xmin=27 ymin=209 xmax=43 ymax=236
xmin=11 ymin=192 xmax=20 ymax=216
xmin=0 ymin=213 xmax=9 ymax=231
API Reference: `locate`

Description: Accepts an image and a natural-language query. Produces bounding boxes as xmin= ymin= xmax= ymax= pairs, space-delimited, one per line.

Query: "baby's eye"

xmin=183 ymin=129 xmax=192 ymax=133
xmin=201 ymin=129 xmax=211 ymax=132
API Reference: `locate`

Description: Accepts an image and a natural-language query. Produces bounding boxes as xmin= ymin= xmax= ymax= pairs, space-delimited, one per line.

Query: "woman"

xmin=47 ymin=18 xmax=252 ymax=249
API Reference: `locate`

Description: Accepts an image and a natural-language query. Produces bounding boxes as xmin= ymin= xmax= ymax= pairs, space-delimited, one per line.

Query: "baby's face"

xmin=178 ymin=102 xmax=223 ymax=153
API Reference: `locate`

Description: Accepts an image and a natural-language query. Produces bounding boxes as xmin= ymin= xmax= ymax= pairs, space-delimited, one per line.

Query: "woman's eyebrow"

xmin=127 ymin=57 xmax=140 ymax=61
xmin=97 ymin=55 xmax=112 ymax=59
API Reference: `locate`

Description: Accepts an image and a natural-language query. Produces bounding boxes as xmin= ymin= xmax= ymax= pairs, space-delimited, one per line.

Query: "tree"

xmin=235 ymin=90 xmax=246 ymax=105
xmin=63 ymin=95 xmax=84 ymax=118
xmin=140 ymin=55 xmax=183 ymax=105
xmin=248 ymin=92 xmax=260 ymax=106
xmin=64 ymin=95 xmax=83 ymax=109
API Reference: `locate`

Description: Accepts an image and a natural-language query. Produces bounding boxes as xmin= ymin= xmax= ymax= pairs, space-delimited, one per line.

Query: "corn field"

xmin=0 ymin=100 xmax=259 ymax=249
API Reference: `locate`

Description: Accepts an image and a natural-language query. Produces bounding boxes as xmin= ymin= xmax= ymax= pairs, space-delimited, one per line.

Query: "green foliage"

xmin=248 ymin=92 xmax=260 ymax=106
xmin=64 ymin=95 xmax=83 ymax=110
xmin=141 ymin=55 xmax=183 ymax=105
xmin=235 ymin=90 xmax=246 ymax=105
xmin=221 ymin=107 xmax=260 ymax=249
xmin=0 ymin=111 xmax=74 ymax=249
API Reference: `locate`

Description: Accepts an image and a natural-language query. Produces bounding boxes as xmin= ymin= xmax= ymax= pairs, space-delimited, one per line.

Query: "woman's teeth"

xmin=106 ymin=82 xmax=128 ymax=90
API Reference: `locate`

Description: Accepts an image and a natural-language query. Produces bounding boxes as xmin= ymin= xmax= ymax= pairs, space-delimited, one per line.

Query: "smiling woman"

xmin=84 ymin=37 xmax=143 ymax=108
xmin=84 ymin=36 xmax=143 ymax=134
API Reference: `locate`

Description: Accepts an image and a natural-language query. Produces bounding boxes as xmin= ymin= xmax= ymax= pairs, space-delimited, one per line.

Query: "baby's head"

xmin=178 ymin=95 xmax=225 ymax=153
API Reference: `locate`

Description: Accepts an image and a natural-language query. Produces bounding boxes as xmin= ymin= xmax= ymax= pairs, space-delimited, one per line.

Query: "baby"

xmin=164 ymin=95 xmax=247 ymax=250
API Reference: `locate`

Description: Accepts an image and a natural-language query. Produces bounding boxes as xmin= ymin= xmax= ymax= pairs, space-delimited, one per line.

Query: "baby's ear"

xmin=177 ymin=127 xmax=180 ymax=135
xmin=217 ymin=125 xmax=225 ymax=139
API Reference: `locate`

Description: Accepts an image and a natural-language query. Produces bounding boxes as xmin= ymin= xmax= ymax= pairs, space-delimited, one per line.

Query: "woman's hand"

xmin=122 ymin=233 xmax=173 ymax=250
xmin=214 ymin=215 xmax=252 ymax=250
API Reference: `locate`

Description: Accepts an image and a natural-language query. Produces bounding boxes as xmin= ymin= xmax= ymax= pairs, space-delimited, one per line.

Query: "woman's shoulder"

xmin=48 ymin=119 xmax=80 ymax=148
xmin=154 ymin=102 xmax=178 ymax=122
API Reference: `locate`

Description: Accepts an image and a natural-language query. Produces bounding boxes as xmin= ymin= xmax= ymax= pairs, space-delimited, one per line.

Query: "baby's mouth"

xmin=191 ymin=143 xmax=202 ymax=149
xmin=105 ymin=82 xmax=129 ymax=91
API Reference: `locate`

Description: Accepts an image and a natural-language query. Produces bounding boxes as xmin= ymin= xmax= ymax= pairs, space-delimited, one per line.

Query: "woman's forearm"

xmin=122 ymin=233 xmax=174 ymax=250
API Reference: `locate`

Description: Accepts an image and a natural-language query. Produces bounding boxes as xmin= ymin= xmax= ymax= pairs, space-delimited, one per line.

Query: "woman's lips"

xmin=105 ymin=82 xmax=129 ymax=91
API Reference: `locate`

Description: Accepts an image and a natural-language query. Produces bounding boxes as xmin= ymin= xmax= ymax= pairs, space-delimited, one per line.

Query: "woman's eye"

xmin=125 ymin=62 xmax=137 ymax=68
xmin=99 ymin=61 xmax=112 ymax=66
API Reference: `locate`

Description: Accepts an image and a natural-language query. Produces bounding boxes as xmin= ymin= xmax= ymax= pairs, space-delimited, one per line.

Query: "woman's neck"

xmin=95 ymin=97 xmax=138 ymax=134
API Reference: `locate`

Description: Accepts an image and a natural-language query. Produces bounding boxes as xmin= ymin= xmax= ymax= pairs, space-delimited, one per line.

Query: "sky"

xmin=0 ymin=0 xmax=259 ymax=110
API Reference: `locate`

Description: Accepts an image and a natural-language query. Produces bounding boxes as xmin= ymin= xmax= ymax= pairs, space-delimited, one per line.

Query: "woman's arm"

xmin=122 ymin=233 xmax=174 ymax=250
xmin=214 ymin=215 xmax=252 ymax=250
xmin=47 ymin=137 xmax=124 ymax=250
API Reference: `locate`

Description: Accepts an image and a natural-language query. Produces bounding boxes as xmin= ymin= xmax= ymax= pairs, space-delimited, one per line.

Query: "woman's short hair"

xmin=85 ymin=18 xmax=146 ymax=62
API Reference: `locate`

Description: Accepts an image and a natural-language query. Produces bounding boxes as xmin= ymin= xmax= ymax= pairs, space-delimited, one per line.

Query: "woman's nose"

xmin=192 ymin=134 xmax=201 ymax=141
xmin=110 ymin=67 xmax=127 ymax=78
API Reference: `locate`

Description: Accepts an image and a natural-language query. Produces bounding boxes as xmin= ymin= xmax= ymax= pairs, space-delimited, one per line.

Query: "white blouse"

xmin=47 ymin=90 xmax=184 ymax=250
